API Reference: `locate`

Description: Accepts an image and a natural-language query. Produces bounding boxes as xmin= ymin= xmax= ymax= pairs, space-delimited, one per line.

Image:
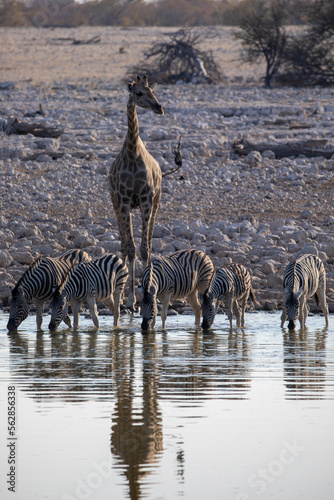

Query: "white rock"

xmin=0 ymin=250 xmax=13 ymax=268
xmin=245 ymin=151 xmax=262 ymax=168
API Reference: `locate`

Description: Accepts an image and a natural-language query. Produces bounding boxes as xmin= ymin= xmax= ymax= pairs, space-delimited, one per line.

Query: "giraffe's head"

xmin=128 ymin=75 xmax=164 ymax=115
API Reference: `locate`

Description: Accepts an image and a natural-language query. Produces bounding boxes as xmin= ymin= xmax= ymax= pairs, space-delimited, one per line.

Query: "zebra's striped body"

xmin=139 ymin=249 xmax=214 ymax=331
xmin=281 ymin=254 xmax=329 ymax=330
xmin=202 ymin=263 xmax=254 ymax=329
xmin=49 ymin=254 xmax=128 ymax=331
xmin=7 ymin=249 xmax=90 ymax=332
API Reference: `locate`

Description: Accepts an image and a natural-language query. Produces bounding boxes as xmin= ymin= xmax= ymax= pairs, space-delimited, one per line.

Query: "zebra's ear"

xmin=284 ymin=286 xmax=290 ymax=295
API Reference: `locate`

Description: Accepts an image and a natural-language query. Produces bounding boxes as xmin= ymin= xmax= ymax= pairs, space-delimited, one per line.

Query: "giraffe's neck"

xmin=125 ymin=101 xmax=140 ymax=157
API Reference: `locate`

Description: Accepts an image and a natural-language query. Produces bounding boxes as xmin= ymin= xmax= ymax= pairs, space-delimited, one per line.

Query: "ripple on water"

xmin=1 ymin=310 xmax=334 ymax=500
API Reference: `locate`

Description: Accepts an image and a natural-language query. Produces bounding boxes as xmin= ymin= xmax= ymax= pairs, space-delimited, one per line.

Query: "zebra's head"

xmin=140 ymin=262 xmax=158 ymax=332
xmin=140 ymin=284 xmax=158 ymax=331
xmin=201 ymin=290 xmax=218 ymax=330
xmin=285 ymin=287 xmax=303 ymax=330
xmin=7 ymin=286 xmax=29 ymax=332
xmin=49 ymin=286 xmax=68 ymax=332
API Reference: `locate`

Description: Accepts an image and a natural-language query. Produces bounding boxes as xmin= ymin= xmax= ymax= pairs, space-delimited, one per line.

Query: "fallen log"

xmin=22 ymin=150 xmax=98 ymax=161
xmin=233 ymin=139 xmax=334 ymax=159
xmin=72 ymin=36 xmax=101 ymax=45
xmin=0 ymin=117 xmax=63 ymax=138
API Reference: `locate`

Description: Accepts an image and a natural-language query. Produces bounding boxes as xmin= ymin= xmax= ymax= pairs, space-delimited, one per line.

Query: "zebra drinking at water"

xmin=281 ymin=253 xmax=329 ymax=330
xmin=49 ymin=253 xmax=128 ymax=331
xmin=201 ymin=263 xmax=254 ymax=330
xmin=139 ymin=249 xmax=214 ymax=331
xmin=7 ymin=249 xmax=90 ymax=332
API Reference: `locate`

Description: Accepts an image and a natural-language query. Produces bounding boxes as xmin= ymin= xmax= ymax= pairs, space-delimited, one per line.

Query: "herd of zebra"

xmin=6 ymin=247 xmax=329 ymax=333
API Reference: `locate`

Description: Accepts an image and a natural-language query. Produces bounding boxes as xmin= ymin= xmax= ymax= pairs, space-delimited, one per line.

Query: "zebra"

xmin=48 ymin=253 xmax=128 ymax=331
xmin=7 ymin=249 xmax=90 ymax=332
xmin=281 ymin=253 xmax=329 ymax=330
xmin=138 ymin=249 xmax=214 ymax=331
xmin=201 ymin=263 xmax=255 ymax=330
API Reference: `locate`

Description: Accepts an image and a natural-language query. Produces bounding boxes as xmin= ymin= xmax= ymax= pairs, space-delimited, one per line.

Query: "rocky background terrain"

xmin=1 ymin=27 xmax=334 ymax=317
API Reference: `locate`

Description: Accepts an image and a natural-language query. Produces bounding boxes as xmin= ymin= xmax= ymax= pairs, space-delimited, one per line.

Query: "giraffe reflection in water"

xmin=110 ymin=335 xmax=163 ymax=500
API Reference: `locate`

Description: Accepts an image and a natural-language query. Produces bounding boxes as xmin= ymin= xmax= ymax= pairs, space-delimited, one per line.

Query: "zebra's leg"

xmin=86 ymin=297 xmax=99 ymax=329
xmin=187 ymin=289 xmax=202 ymax=327
xmin=316 ymin=287 xmax=329 ymax=327
xmin=233 ymin=300 xmax=241 ymax=327
xmin=226 ymin=295 xmax=234 ymax=328
xmin=72 ymin=301 xmax=81 ymax=330
xmin=106 ymin=293 xmax=120 ymax=328
xmin=64 ymin=313 xmax=72 ymax=328
xmin=161 ymin=293 xmax=171 ymax=330
xmin=35 ymin=300 xmax=44 ymax=330
xmin=240 ymin=292 xmax=249 ymax=327
xmin=299 ymin=295 xmax=307 ymax=329
xmin=105 ymin=296 xmax=115 ymax=311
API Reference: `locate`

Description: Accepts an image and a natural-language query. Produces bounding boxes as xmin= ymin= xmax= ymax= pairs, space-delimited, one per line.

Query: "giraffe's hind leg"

xmin=112 ymin=201 xmax=129 ymax=265
xmin=120 ymin=209 xmax=136 ymax=311
xmin=140 ymin=189 xmax=160 ymax=266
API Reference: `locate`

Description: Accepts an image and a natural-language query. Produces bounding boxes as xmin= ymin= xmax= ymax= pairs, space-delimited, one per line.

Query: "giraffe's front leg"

xmin=121 ymin=210 xmax=136 ymax=311
xmin=140 ymin=203 xmax=151 ymax=267
xmin=112 ymin=201 xmax=128 ymax=265
xmin=140 ymin=189 xmax=161 ymax=266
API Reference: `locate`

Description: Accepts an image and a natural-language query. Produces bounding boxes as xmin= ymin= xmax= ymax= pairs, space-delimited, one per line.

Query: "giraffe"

xmin=109 ymin=75 xmax=164 ymax=310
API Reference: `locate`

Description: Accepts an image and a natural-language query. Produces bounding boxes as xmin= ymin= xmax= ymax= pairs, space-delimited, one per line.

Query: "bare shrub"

xmin=125 ymin=28 xmax=223 ymax=84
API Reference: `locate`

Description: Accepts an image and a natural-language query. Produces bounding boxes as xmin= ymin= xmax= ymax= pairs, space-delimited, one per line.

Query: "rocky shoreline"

xmin=1 ymin=28 xmax=334 ymax=320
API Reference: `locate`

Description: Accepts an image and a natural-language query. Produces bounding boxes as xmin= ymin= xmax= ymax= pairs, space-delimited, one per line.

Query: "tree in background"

xmin=282 ymin=0 xmax=334 ymax=85
xmin=234 ymin=0 xmax=287 ymax=88
xmin=0 ymin=0 xmax=25 ymax=26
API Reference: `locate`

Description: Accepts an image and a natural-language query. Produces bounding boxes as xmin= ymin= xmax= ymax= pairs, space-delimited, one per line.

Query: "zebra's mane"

xmin=206 ymin=270 xmax=216 ymax=294
xmin=57 ymin=259 xmax=80 ymax=295
xmin=292 ymin=261 xmax=300 ymax=294
xmin=12 ymin=256 xmax=43 ymax=296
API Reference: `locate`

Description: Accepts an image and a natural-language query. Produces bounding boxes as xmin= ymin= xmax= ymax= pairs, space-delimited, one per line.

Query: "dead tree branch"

xmin=0 ymin=117 xmax=63 ymax=138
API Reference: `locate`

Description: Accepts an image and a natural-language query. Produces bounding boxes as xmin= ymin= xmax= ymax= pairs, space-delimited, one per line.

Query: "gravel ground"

xmin=1 ymin=27 xmax=334 ymax=318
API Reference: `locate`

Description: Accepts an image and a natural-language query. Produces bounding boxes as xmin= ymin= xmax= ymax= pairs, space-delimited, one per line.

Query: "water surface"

xmin=0 ymin=310 xmax=333 ymax=500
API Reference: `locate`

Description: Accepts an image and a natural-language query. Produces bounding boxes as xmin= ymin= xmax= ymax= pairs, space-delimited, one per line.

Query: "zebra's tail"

xmin=249 ymin=288 xmax=259 ymax=309
xmin=314 ymin=292 xmax=319 ymax=306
